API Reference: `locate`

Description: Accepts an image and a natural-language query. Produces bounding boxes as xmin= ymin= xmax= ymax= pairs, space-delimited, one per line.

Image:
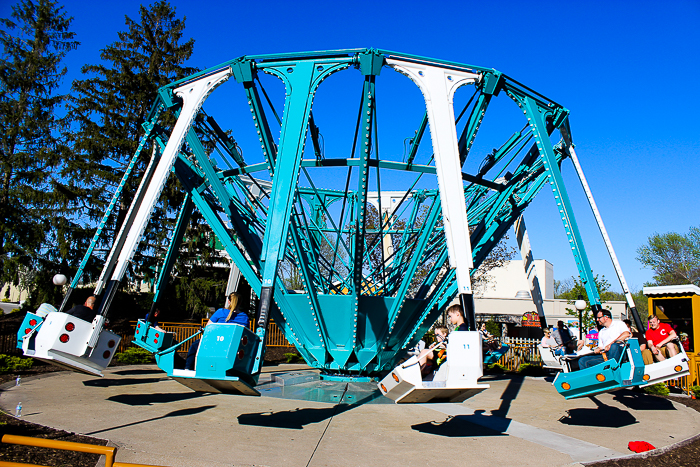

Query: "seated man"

xmin=540 ymin=328 xmax=557 ymax=348
xmin=624 ymin=318 xmax=655 ymax=365
xmin=551 ymin=321 xmax=577 ymax=356
xmin=577 ymin=310 xmax=630 ymax=370
xmin=65 ymin=296 xmax=98 ymax=323
xmin=645 ymin=315 xmax=679 ymax=362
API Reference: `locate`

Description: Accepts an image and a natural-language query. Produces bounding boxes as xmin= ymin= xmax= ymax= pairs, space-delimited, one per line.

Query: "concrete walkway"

xmin=1 ymin=365 xmax=698 ymax=467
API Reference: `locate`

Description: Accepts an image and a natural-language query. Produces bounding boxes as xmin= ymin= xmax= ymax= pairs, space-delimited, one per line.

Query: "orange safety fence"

xmin=116 ymin=320 xmax=294 ymax=354
xmin=0 ymin=434 xmax=168 ymax=467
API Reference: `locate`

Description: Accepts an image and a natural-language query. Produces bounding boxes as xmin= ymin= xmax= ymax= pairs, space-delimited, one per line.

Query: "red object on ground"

xmin=628 ymin=441 xmax=656 ymax=453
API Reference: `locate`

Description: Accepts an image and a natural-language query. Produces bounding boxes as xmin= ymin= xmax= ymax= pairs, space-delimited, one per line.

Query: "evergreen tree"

xmin=68 ymin=1 xmax=196 ymax=285
xmin=0 ymin=0 xmax=78 ymax=290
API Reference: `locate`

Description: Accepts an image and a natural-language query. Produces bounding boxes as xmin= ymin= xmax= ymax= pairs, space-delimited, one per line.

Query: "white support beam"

xmin=110 ymin=69 xmax=231 ymax=283
xmin=386 ymin=59 xmax=480 ymax=295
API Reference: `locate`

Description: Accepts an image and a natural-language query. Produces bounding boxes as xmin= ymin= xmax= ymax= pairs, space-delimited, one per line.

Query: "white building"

xmin=473 ymin=260 xmax=626 ymax=337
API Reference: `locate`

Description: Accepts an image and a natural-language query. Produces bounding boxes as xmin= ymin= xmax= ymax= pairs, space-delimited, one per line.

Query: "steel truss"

xmin=68 ymin=49 xmax=624 ymax=377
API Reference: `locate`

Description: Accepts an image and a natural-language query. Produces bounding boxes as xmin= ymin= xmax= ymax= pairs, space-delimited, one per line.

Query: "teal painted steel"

xmin=66 ymin=48 xmax=623 ymax=382
xmin=152 ymin=194 xmax=193 ymax=305
xmin=554 ymin=339 xmax=645 ymax=399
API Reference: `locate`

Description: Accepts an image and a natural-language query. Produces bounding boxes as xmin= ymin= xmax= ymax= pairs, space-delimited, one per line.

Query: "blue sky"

xmin=3 ymin=0 xmax=699 ymax=294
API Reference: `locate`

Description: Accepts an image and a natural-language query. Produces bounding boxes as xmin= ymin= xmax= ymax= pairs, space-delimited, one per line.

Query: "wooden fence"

xmin=0 ymin=322 xmax=21 ymax=356
xmin=497 ymin=337 xmax=543 ymax=370
xmin=116 ymin=319 xmax=294 ymax=354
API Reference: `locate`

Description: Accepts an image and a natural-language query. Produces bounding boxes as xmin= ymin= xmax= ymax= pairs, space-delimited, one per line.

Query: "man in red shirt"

xmin=646 ymin=315 xmax=679 ymax=362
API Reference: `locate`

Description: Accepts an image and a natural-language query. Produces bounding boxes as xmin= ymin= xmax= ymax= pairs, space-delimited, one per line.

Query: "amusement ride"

xmin=16 ymin=48 xmax=689 ymax=403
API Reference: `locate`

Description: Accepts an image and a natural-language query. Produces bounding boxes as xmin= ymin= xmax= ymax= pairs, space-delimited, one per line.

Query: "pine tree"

xmin=0 ymin=0 xmax=78 ymax=290
xmin=68 ymin=1 xmax=196 ymax=285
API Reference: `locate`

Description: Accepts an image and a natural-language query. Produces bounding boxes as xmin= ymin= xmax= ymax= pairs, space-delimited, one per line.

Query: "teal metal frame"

xmin=62 ymin=48 xmax=628 ymax=381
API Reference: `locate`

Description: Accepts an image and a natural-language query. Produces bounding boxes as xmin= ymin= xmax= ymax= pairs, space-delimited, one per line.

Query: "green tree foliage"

xmin=68 ymin=1 xmax=196 ymax=286
xmin=631 ymin=289 xmax=648 ymax=323
xmin=484 ymin=319 xmax=501 ymax=338
xmin=636 ymin=226 xmax=700 ymax=287
xmin=557 ymin=275 xmax=623 ymax=331
xmin=0 ymin=0 xmax=78 ymax=289
xmin=171 ymin=275 xmax=227 ymax=320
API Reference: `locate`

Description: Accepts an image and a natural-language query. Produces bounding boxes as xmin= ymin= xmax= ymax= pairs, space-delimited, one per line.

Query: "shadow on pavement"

xmin=612 ymin=390 xmax=676 ymax=411
xmin=412 ymin=415 xmax=505 ymax=437
xmin=238 ymin=405 xmax=348 ymax=430
xmin=86 ymin=405 xmax=216 ymax=435
xmin=239 ymin=383 xmax=372 ymax=429
xmin=107 ymin=391 xmax=208 ymax=406
xmin=559 ymin=396 xmax=638 ymax=428
xmin=491 ymin=376 xmax=524 ymax=419
xmin=83 ymin=377 xmax=167 ymax=387
xmin=110 ymin=368 xmax=164 ymax=376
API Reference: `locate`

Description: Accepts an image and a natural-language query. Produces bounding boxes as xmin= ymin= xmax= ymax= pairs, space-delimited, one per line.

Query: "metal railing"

xmin=0 ymin=434 xmax=167 ymax=467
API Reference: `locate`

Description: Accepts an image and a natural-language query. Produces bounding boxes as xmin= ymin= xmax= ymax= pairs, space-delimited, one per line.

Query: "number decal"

xmin=217 ymin=336 xmax=224 ymax=342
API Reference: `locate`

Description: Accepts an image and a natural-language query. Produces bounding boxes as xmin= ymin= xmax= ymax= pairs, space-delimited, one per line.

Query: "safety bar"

xmin=1 ymin=434 xmax=114 ymax=464
xmin=0 ymin=434 xmax=170 ymax=467
xmin=154 ymin=328 xmax=203 ymax=357
xmin=21 ymin=319 xmax=44 ymax=341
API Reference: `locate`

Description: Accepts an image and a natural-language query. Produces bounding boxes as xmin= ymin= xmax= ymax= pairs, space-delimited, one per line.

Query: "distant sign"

xmin=521 ymin=311 xmax=540 ymax=327
xmin=586 ymin=328 xmax=599 ymax=345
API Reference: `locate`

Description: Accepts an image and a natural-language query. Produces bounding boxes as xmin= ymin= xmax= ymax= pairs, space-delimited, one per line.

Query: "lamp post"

xmin=575 ymin=295 xmax=587 ymax=340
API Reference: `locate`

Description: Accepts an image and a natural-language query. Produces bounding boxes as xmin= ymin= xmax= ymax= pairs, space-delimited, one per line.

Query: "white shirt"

xmin=597 ymin=320 xmax=628 ymax=349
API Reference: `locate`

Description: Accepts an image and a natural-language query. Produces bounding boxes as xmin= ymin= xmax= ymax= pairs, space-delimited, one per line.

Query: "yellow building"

xmin=644 ymin=284 xmax=700 ymax=390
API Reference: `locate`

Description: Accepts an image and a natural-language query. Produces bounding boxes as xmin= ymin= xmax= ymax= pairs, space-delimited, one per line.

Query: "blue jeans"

xmin=578 ymin=343 xmax=625 ymax=370
xmin=185 ymin=339 xmax=200 ymax=370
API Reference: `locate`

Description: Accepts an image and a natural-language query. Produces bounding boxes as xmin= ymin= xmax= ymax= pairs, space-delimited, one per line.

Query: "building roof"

xmin=643 ymin=284 xmax=700 ymax=297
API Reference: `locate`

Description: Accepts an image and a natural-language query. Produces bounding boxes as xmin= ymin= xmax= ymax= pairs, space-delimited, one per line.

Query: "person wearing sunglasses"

xmin=577 ymin=309 xmax=630 ymax=370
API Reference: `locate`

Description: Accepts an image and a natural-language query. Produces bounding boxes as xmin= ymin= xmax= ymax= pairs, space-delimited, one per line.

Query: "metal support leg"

xmin=151 ymin=194 xmax=194 ymax=312
xmin=387 ymin=58 xmax=480 ymax=330
xmin=520 ymin=96 xmax=602 ymax=307
xmin=101 ymin=69 xmax=232 ymax=315
xmin=254 ymin=58 xmax=353 ymax=352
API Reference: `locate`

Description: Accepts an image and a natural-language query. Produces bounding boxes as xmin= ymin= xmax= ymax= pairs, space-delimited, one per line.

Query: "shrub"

xmin=643 ymin=383 xmax=670 ymax=396
xmin=487 ymin=363 xmax=507 ymax=373
xmin=283 ymin=352 xmax=304 ymax=364
xmin=517 ymin=362 xmax=544 ymax=376
xmin=690 ymin=385 xmax=700 ymax=398
xmin=0 ymin=354 xmax=34 ymax=373
xmin=115 ymin=347 xmax=154 ymax=365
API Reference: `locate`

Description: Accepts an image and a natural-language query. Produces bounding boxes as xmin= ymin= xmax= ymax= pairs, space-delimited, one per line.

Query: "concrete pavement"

xmin=0 ymin=302 xmax=20 ymax=314
xmin=1 ymin=365 xmax=698 ymax=467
